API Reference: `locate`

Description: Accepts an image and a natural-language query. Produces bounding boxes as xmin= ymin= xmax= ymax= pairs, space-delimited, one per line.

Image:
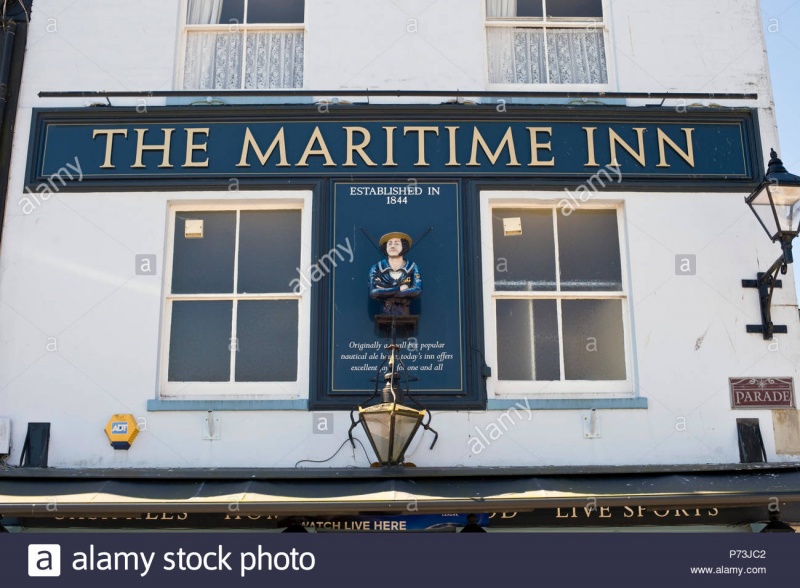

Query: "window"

xmin=182 ymin=0 xmax=304 ymax=90
xmin=482 ymin=200 xmax=631 ymax=395
xmin=161 ymin=201 xmax=310 ymax=398
xmin=486 ymin=0 xmax=608 ymax=84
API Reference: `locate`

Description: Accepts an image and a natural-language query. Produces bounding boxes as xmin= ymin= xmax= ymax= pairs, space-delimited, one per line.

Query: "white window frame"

xmin=176 ymin=0 xmax=306 ymax=90
xmin=159 ymin=195 xmax=312 ymax=399
xmin=480 ymin=191 xmax=634 ymax=398
xmin=484 ymin=0 xmax=613 ymax=90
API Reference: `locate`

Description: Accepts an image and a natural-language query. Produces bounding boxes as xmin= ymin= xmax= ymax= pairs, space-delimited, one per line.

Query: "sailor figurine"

xmin=368 ymin=231 xmax=422 ymax=315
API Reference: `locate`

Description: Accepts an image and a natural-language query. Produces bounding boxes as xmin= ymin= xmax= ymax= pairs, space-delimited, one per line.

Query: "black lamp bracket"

xmin=742 ymin=252 xmax=789 ymax=339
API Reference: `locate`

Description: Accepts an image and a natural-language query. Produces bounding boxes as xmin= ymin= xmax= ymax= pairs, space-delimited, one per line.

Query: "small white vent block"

xmin=0 ymin=418 xmax=10 ymax=455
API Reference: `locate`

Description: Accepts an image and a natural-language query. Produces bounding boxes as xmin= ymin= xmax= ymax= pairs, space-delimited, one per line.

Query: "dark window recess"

xmin=517 ymin=0 xmax=544 ymax=18
xmin=20 ymin=423 xmax=51 ymax=468
xmin=218 ymin=0 xmax=245 ymax=23
xmin=493 ymin=209 xmax=556 ymax=291
xmin=496 ymin=299 xmax=560 ymax=381
xmin=238 ymin=210 xmax=301 ymax=293
xmin=247 ymin=0 xmax=305 ymax=23
xmin=561 ymin=299 xmax=626 ymax=380
xmin=168 ymin=301 xmax=233 ymax=382
xmin=558 ymin=209 xmax=622 ymax=292
xmin=236 ymin=300 xmax=298 ymax=382
xmin=171 ymin=212 xmax=236 ymax=295
xmin=736 ymin=419 xmax=767 ymax=463
xmin=546 ymin=0 xmax=603 ymax=18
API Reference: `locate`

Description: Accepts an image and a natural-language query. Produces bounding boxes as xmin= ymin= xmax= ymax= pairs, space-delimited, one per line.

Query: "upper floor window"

xmin=182 ymin=0 xmax=304 ymax=90
xmin=161 ymin=200 xmax=311 ymax=399
xmin=486 ymin=0 xmax=608 ymax=85
xmin=481 ymin=199 xmax=632 ymax=396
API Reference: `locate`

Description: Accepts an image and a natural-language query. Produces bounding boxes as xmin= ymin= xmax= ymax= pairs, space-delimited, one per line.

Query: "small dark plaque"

xmin=729 ymin=378 xmax=795 ymax=409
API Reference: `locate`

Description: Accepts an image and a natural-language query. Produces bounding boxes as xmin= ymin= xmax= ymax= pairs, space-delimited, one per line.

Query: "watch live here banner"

xmin=26 ymin=106 xmax=758 ymax=188
xmin=329 ymin=182 xmax=464 ymax=395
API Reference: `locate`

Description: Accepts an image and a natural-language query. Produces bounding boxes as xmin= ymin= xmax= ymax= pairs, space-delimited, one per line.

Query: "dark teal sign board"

xmin=330 ymin=182 xmax=465 ymax=396
xmin=26 ymin=106 xmax=761 ymax=190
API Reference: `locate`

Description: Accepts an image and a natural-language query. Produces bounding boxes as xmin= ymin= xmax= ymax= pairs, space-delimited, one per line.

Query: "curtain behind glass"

xmin=184 ymin=31 xmax=242 ymax=89
xmin=245 ymin=31 xmax=304 ymax=89
xmin=488 ymin=28 xmax=545 ymax=83
xmin=486 ymin=0 xmax=517 ymax=17
xmin=187 ymin=0 xmax=223 ymax=24
xmin=547 ymin=28 xmax=608 ymax=84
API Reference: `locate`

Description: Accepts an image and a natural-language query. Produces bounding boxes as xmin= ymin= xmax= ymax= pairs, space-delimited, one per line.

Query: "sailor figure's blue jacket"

xmin=369 ymin=259 xmax=422 ymax=304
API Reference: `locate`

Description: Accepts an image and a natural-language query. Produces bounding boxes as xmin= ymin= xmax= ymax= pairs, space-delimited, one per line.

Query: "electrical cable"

xmin=294 ymin=437 xmax=371 ymax=468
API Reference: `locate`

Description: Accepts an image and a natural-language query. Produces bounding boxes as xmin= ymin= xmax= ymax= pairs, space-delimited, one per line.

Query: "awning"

xmin=2 ymin=465 xmax=800 ymax=517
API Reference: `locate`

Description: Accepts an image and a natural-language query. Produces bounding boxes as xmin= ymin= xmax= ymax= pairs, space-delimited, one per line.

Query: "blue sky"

xmin=761 ymin=0 xmax=800 ymax=297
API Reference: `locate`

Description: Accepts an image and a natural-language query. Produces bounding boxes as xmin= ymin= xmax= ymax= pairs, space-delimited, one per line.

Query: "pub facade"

xmin=0 ymin=0 xmax=799 ymax=532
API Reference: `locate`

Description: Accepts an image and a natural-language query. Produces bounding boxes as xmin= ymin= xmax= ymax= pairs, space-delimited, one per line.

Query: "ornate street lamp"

xmin=349 ymin=335 xmax=438 ymax=466
xmin=743 ymin=149 xmax=800 ymax=340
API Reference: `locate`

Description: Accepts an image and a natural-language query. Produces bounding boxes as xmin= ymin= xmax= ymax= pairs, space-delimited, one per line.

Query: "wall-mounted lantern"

xmin=743 ymin=149 xmax=800 ymax=340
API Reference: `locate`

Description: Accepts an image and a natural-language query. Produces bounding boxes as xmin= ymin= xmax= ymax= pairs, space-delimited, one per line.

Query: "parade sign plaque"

xmin=330 ymin=182 xmax=464 ymax=396
xmin=729 ymin=378 xmax=795 ymax=409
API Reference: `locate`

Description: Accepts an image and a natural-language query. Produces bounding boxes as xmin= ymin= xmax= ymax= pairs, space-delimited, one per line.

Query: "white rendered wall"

xmin=0 ymin=0 xmax=797 ymax=468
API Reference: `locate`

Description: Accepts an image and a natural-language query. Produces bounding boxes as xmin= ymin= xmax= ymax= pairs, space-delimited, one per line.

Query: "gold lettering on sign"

xmin=383 ymin=126 xmax=398 ymax=167
xmin=132 ymin=128 xmax=175 ymax=168
xmin=656 ymin=128 xmax=695 ymax=168
xmin=92 ymin=129 xmax=128 ymax=169
xmin=468 ymin=127 xmax=521 ymax=167
xmin=556 ymin=508 xmax=576 ymax=518
xmin=297 ymin=127 xmax=336 ymax=167
xmin=583 ymin=127 xmax=599 ymax=167
xmin=237 ymin=127 xmax=289 ymax=168
xmin=608 ymin=128 xmax=646 ymax=167
xmin=445 ymin=126 xmax=460 ymax=166
xmin=183 ymin=128 xmax=210 ymax=168
xmin=343 ymin=126 xmax=377 ymax=167
xmin=403 ymin=126 xmax=439 ymax=166
xmin=526 ymin=127 xmax=555 ymax=167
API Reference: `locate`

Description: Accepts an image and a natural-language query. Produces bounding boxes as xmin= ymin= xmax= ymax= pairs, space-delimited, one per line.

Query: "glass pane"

xmin=168 ymin=301 xmax=232 ymax=382
xmin=562 ymin=299 xmax=626 ymax=380
xmin=362 ymin=412 xmax=391 ymax=462
xmin=391 ymin=414 xmax=422 ymax=463
xmin=238 ymin=210 xmax=301 ymax=293
xmin=557 ymin=209 xmax=621 ymax=291
xmin=220 ymin=0 xmax=246 ymax=23
xmin=518 ymin=0 xmax=544 ymax=17
xmin=247 ymin=0 xmax=304 ymax=23
xmin=486 ymin=0 xmax=543 ymax=17
xmin=546 ymin=29 xmax=608 ymax=84
xmin=187 ymin=0 xmax=243 ymax=24
xmin=493 ymin=209 xmax=556 ymax=291
xmin=546 ymin=0 xmax=603 ymax=18
xmin=496 ymin=299 xmax=560 ymax=381
xmin=235 ymin=300 xmax=298 ymax=381
xmin=244 ymin=31 xmax=304 ymax=89
xmin=172 ymin=212 xmax=236 ymax=294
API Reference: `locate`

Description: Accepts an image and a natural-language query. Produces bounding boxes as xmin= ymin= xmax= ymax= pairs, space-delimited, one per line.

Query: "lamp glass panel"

xmin=768 ymin=184 xmax=800 ymax=208
xmin=361 ymin=411 xmax=393 ymax=462
xmin=764 ymin=186 xmax=800 ymax=233
xmin=391 ymin=412 xmax=423 ymax=462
